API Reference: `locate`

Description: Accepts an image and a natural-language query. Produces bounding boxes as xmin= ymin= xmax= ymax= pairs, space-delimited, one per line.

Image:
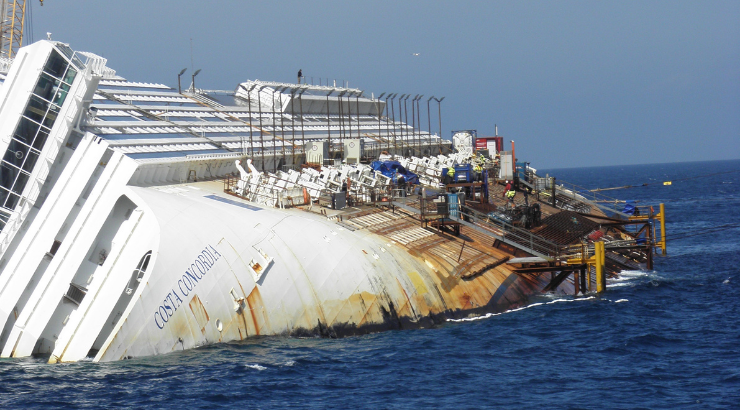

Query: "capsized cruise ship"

xmin=0 ymin=40 xmax=663 ymax=363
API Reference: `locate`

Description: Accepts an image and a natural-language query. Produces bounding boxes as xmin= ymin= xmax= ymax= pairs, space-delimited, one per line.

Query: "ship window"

xmin=33 ymin=73 xmax=57 ymax=101
xmin=124 ymin=251 xmax=152 ymax=295
xmin=55 ymin=44 xmax=74 ymax=61
xmin=4 ymin=191 xmax=20 ymax=209
xmin=33 ymin=73 xmax=72 ymax=108
xmin=140 ymin=252 xmax=151 ymax=272
xmin=53 ymin=85 xmax=69 ymax=107
xmin=23 ymin=95 xmax=49 ymax=124
xmin=0 ymin=49 xmax=75 ymax=225
xmin=63 ymin=67 xmax=77 ymax=86
xmin=3 ymin=139 xmax=30 ymax=169
xmin=0 ymin=187 xmax=9 ymax=208
xmin=15 ymin=117 xmax=40 ymax=146
xmin=12 ymin=172 xmax=29 ymax=195
xmin=32 ymin=128 xmax=50 ymax=151
xmin=0 ymin=162 xmax=19 ymax=192
xmin=21 ymin=150 xmax=39 ymax=174
xmin=43 ymin=50 xmax=68 ymax=78
xmin=43 ymin=104 xmax=60 ymax=128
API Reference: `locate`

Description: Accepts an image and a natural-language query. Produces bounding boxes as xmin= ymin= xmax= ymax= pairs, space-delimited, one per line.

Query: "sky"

xmin=24 ymin=0 xmax=739 ymax=168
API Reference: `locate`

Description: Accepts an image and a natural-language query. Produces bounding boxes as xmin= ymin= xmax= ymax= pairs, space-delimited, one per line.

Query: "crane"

xmin=0 ymin=0 xmax=42 ymax=59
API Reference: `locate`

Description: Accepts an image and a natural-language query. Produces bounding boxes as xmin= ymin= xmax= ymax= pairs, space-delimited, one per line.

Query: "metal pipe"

xmin=435 ymin=97 xmax=445 ymax=154
xmin=298 ymin=87 xmax=306 ymax=164
xmin=344 ymin=92 xmax=352 ymax=159
xmin=411 ymin=94 xmax=418 ymax=155
xmin=390 ymin=94 xmax=398 ymax=155
xmin=326 ymin=89 xmax=334 ymax=164
xmin=290 ymin=88 xmax=296 ymax=164
xmin=403 ymin=95 xmax=410 ymax=156
xmin=278 ymin=88 xmax=287 ymax=171
xmin=415 ymin=95 xmax=423 ymax=155
xmin=384 ymin=94 xmax=393 ymax=153
xmin=399 ymin=94 xmax=405 ymax=155
xmin=511 ymin=140 xmax=516 ymax=178
xmin=427 ymin=96 xmax=434 ymax=157
xmin=257 ymin=85 xmax=266 ymax=171
xmin=247 ymin=85 xmax=254 ymax=158
xmin=337 ymin=91 xmax=347 ymax=162
xmin=355 ymin=92 xmax=361 ymax=152
xmin=271 ymin=88 xmax=280 ymax=173
xmin=377 ymin=93 xmax=386 ymax=158
xmin=191 ymin=69 xmax=201 ymax=92
xmin=177 ymin=68 xmax=187 ymax=94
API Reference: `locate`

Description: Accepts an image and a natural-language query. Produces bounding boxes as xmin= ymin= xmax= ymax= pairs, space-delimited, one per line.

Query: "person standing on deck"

xmin=297 ymin=69 xmax=303 ymax=84
xmin=506 ymin=188 xmax=516 ymax=208
xmin=396 ymin=172 xmax=407 ymax=197
xmin=445 ymin=166 xmax=455 ymax=185
xmin=473 ymin=163 xmax=482 ymax=182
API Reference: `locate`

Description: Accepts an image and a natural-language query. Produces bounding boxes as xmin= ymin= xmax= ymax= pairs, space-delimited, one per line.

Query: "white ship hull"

xmin=0 ymin=40 xmax=576 ymax=363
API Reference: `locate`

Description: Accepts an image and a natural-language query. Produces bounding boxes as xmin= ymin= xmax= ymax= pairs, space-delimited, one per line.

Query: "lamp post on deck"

xmin=177 ymin=68 xmax=187 ymax=93
xmin=390 ymin=94 xmax=400 ymax=155
xmin=384 ymin=93 xmax=394 ymax=153
xmin=427 ymin=96 xmax=434 ymax=156
xmin=402 ymin=94 xmax=411 ymax=156
xmin=433 ymin=97 xmax=445 ymax=154
xmin=191 ymin=69 xmax=201 ymax=92
xmin=414 ymin=94 xmax=423 ymax=155
xmin=377 ymin=92 xmax=386 ymax=157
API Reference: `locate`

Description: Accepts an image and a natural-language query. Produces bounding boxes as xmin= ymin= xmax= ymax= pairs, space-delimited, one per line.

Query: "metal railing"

xmin=533 ymin=177 xmax=630 ymax=217
xmin=455 ymin=203 xmax=562 ymax=260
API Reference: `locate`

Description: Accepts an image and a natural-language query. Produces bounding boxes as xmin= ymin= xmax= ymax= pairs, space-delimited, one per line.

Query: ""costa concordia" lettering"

xmin=154 ymin=244 xmax=223 ymax=329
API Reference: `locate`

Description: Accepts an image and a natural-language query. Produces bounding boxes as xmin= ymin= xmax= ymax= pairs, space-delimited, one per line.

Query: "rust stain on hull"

xmin=246 ymin=286 xmax=270 ymax=336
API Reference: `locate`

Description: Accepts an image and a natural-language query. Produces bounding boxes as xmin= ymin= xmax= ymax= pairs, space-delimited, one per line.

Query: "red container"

xmin=475 ymin=136 xmax=503 ymax=153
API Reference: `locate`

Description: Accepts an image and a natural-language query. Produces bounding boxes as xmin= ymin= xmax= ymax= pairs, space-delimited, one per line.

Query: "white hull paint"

xmin=0 ymin=40 xmax=574 ymax=363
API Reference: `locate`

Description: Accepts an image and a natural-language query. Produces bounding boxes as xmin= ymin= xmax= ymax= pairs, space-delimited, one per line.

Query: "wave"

xmin=448 ymin=296 xmax=596 ymax=323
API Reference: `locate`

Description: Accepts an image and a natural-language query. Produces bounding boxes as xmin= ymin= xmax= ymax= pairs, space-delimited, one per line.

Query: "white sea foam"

xmin=614 ymin=299 xmax=629 ymax=303
xmin=608 ymin=270 xmax=652 ymax=288
xmin=246 ymin=364 xmax=267 ymax=371
xmin=607 ymin=282 xmax=634 ymax=288
xmin=448 ymin=296 xmax=595 ymax=322
xmin=614 ymin=270 xmax=649 ymax=279
xmin=284 ymin=360 xmax=296 ymax=366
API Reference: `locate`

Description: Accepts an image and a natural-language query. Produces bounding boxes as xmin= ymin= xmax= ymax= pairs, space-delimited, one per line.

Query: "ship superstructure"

xmin=0 ymin=40 xmax=664 ymax=363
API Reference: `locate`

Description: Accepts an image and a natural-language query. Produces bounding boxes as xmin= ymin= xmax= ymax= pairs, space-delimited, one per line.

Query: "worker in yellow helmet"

xmin=505 ymin=186 xmax=516 ymax=207
xmin=473 ymin=163 xmax=482 ymax=181
xmin=445 ymin=166 xmax=455 ymax=185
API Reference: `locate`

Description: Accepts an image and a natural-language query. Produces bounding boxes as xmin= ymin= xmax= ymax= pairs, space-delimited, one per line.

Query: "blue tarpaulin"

xmin=371 ymin=161 xmax=419 ymax=184
xmin=623 ymin=200 xmax=637 ymax=215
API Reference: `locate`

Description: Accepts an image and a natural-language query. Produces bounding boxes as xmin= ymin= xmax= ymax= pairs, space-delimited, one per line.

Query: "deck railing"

xmin=455 ymin=203 xmax=562 ymax=260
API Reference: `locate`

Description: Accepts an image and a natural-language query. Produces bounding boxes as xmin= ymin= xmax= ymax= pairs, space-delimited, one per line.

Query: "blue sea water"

xmin=1 ymin=159 xmax=739 ymax=409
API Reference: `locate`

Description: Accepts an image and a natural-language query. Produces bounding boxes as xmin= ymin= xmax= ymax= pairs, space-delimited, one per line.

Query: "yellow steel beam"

xmin=657 ymin=203 xmax=666 ymax=255
xmin=629 ymin=203 xmax=667 ymax=256
xmin=566 ymin=241 xmax=607 ymax=293
xmin=596 ymin=241 xmax=605 ymax=293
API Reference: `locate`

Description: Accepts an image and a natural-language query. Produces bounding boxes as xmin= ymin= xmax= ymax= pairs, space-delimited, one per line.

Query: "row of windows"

xmin=0 ymin=49 xmax=77 ymax=216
